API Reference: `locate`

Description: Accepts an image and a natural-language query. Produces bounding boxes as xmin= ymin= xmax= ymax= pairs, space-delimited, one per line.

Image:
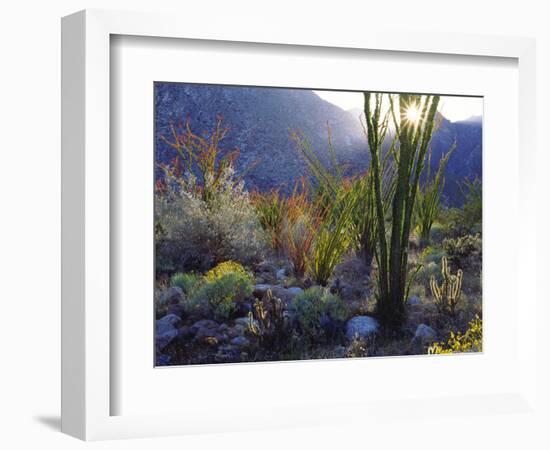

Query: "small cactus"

xmin=429 ymin=257 xmax=463 ymax=316
xmin=246 ymin=289 xmax=289 ymax=351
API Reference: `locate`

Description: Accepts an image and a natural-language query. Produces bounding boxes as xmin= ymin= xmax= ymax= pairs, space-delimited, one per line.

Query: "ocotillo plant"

xmin=364 ymin=92 xmax=441 ymax=331
xmin=415 ymin=145 xmax=455 ymax=245
xmin=429 ymin=256 xmax=463 ymax=316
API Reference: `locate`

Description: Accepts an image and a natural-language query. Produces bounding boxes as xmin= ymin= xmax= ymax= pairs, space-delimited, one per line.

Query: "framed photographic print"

xmin=62 ymin=9 xmax=538 ymax=441
xmin=152 ymin=81 xmax=483 ymax=367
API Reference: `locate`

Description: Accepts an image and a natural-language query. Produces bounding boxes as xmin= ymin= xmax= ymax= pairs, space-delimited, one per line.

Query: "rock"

xmin=413 ymin=324 xmax=437 ymax=344
xmin=234 ymin=316 xmax=252 ymax=328
xmin=253 ymin=283 xmax=301 ymax=303
xmin=287 ymin=287 xmax=304 ymax=296
xmin=411 ymin=324 xmax=438 ymax=353
xmin=158 ymin=313 xmax=181 ymax=327
xmin=253 ymin=284 xmax=272 ymax=298
xmin=193 ymin=326 xmax=227 ymax=345
xmin=345 ymin=316 xmax=379 ymax=341
xmin=407 ymin=295 xmax=421 ymax=306
xmin=190 ymin=319 xmax=227 ymax=345
xmin=276 ymin=268 xmax=287 ymax=280
xmin=215 ymin=345 xmax=242 ymax=363
xmin=160 ymin=286 xmax=184 ymax=305
xmin=227 ymin=324 xmax=247 ymax=338
xmin=332 ymin=346 xmax=348 ymax=359
xmin=167 ymin=303 xmax=186 ymax=318
xmin=270 ymin=286 xmax=297 ymax=304
xmin=156 ymin=354 xmax=171 ymax=366
xmin=236 ymin=301 xmax=253 ymax=316
xmin=191 ymin=319 xmax=219 ymax=332
xmin=230 ymin=336 xmax=250 ymax=347
xmin=156 ymin=314 xmax=181 ymax=350
xmin=177 ymin=325 xmax=196 ymax=342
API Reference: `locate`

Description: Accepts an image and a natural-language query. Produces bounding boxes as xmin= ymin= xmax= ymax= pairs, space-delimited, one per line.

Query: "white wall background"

xmin=0 ymin=1 xmax=547 ymax=449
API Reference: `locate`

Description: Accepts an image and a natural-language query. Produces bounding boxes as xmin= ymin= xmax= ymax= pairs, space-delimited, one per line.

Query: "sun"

xmin=404 ymin=103 xmax=422 ymax=124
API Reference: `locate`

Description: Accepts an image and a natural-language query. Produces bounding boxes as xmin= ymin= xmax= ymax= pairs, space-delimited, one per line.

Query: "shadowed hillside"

xmin=155 ymin=83 xmax=482 ymax=206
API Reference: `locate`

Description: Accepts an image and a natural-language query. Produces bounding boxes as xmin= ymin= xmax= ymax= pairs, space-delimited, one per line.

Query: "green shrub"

xmin=308 ymin=188 xmax=357 ymax=286
xmin=428 ymin=315 xmax=482 ymax=354
xmin=290 ymin=287 xmax=347 ymax=343
xmin=415 ymin=261 xmax=440 ymax=289
xmin=421 ymin=246 xmax=447 ymax=265
xmin=251 ymin=190 xmax=287 ymax=250
xmin=429 ymin=222 xmax=445 ymax=244
xmin=186 ymin=270 xmax=253 ymax=320
xmin=170 ymin=272 xmax=201 ymax=294
xmin=441 ymin=179 xmax=482 ymax=237
xmin=442 ymin=234 xmax=482 ymax=272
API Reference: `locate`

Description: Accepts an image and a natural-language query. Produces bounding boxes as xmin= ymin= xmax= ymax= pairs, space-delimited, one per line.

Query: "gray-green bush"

xmin=290 ymin=287 xmax=348 ymax=343
xmin=155 ymin=168 xmax=268 ymax=273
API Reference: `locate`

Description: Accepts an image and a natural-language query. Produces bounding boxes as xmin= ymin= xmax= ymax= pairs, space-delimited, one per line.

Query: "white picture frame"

xmin=61 ymin=9 xmax=538 ymax=441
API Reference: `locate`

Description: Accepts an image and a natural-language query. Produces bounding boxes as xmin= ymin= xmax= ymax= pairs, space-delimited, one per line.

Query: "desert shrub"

xmin=429 ymin=222 xmax=445 ymax=244
xmin=460 ymin=178 xmax=482 ymax=231
xmin=186 ymin=269 xmax=253 ymax=320
xmin=421 ymin=246 xmax=447 ymax=265
xmin=251 ymin=190 xmax=287 ymax=251
xmin=155 ymin=118 xmax=269 ymax=273
xmin=415 ymin=261 xmax=440 ymax=289
xmin=441 ymin=179 xmax=482 ymax=237
xmin=428 ymin=315 xmax=482 ymax=354
xmin=205 ymin=260 xmax=251 ymax=282
xmin=290 ymin=287 xmax=348 ymax=343
xmin=281 ymin=213 xmax=317 ymax=278
xmin=442 ymin=233 xmax=482 ymax=272
xmin=170 ymin=272 xmax=201 ymax=294
xmin=155 ymin=167 xmax=268 ymax=273
xmin=347 ymin=336 xmax=370 ymax=358
xmin=278 ymin=184 xmax=321 ymax=278
xmin=308 ymin=188 xmax=357 ymax=286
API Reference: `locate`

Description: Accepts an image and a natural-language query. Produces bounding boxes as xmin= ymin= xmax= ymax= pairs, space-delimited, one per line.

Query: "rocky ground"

xmin=154 ymin=251 xmax=473 ymax=366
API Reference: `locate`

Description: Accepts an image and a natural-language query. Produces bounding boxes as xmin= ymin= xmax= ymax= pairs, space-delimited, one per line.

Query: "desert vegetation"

xmin=154 ymin=90 xmax=482 ymax=366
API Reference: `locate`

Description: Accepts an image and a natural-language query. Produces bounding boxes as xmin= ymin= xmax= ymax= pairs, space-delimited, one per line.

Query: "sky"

xmin=314 ymin=90 xmax=483 ymax=122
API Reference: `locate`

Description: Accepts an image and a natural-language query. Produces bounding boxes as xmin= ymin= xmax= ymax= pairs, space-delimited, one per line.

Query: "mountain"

xmin=155 ymin=82 xmax=482 ymax=206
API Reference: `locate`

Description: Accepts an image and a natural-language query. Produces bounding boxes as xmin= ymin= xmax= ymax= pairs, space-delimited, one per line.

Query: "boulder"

xmin=167 ymin=303 xmax=186 ymax=318
xmin=345 ymin=316 xmax=379 ymax=341
xmin=276 ymin=268 xmax=287 ymax=280
xmin=270 ymin=286 xmax=299 ymax=304
xmin=407 ymin=295 xmax=422 ymax=306
xmin=253 ymin=284 xmax=272 ymax=298
xmin=234 ymin=316 xmax=253 ymax=328
xmin=193 ymin=326 xmax=227 ymax=345
xmin=156 ymin=314 xmax=181 ymax=350
xmin=230 ymin=336 xmax=250 ymax=347
xmin=191 ymin=319 xmax=219 ymax=332
xmin=177 ymin=325 xmax=196 ymax=342
xmin=287 ymin=287 xmax=304 ymax=296
xmin=227 ymin=324 xmax=247 ymax=338
xmin=412 ymin=324 xmax=437 ymax=348
xmin=214 ymin=345 xmax=242 ymax=363
xmin=156 ymin=354 xmax=172 ymax=366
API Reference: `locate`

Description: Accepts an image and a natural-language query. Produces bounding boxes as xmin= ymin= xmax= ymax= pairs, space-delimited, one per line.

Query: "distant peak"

xmin=455 ymin=115 xmax=482 ymax=124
